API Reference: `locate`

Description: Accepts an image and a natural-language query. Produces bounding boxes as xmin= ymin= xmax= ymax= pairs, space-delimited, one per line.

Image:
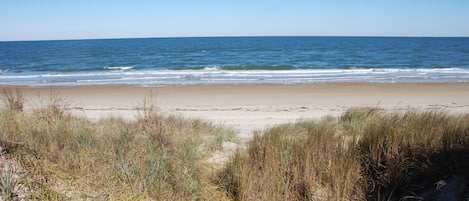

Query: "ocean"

xmin=0 ymin=37 xmax=468 ymax=86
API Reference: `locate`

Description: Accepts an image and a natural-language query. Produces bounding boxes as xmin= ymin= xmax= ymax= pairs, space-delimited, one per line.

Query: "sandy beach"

xmin=10 ymin=82 xmax=469 ymax=142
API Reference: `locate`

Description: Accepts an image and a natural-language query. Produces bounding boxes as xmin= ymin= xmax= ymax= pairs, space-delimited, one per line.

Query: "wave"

xmin=104 ymin=66 xmax=134 ymax=71
xmin=2 ymin=67 xmax=467 ymax=77
xmin=174 ymin=65 xmax=299 ymax=71
xmin=219 ymin=65 xmax=299 ymax=70
xmin=1 ymin=67 xmax=468 ymax=86
xmin=29 ymin=66 xmax=134 ymax=73
xmin=174 ymin=65 xmax=465 ymax=71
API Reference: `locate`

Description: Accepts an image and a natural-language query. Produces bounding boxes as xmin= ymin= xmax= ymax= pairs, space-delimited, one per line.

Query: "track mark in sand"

xmin=276 ymin=108 xmax=291 ymax=112
xmin=71 ymin=107 xmax=133 ymax=111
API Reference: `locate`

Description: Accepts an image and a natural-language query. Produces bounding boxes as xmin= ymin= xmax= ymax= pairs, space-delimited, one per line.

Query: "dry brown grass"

xmin=1 ymin=88 xmax=468 ymax=200
xmin=219 ymin=108 xmax=469 ymax=201
xmin=352 ymin=108 xmax=469 ymax=201
xmin=1 ymin=88 xmax=24 ymax=112
xmin=219 ymin=117 xmax=363 ymax=201
xmin=0 ymin=90 xmax=234 ymax=200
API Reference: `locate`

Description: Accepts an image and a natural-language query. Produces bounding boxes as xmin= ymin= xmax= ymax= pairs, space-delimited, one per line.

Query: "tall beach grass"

xmin=1 ymin=88 xmax=468 ymax=200
xmin=219 ymin=108 xmax=469 ymax=201
xmin=0 ymin=89 xmax=234 ymax=200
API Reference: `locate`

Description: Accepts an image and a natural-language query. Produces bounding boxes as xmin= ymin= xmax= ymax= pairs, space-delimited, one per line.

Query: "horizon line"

xmin=2 ymin=35 xmax=469 ymax=42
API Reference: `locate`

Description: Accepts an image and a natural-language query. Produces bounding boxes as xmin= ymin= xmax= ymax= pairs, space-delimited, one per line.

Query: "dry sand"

xmin=11 ymin=83 xmax=469 ymax=142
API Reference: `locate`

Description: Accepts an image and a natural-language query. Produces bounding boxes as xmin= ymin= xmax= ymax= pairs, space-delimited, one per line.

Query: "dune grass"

xmin=0 ymin=90 xmax=234 ymax=200
xmin=1 ymin=88 xmax=24 ymax=112
xmin=1 ymin=88 xmax=469 ymax=200
xmin=219 ymin=108 xmax=469 ymax=201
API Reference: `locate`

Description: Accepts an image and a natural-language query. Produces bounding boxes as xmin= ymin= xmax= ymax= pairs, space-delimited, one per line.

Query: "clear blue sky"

xmin=1 ymin=0 xmax=468 ymax=41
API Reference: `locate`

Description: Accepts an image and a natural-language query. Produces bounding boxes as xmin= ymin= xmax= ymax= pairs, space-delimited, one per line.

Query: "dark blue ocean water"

xmin=1 ymin=37 xmax=468 ymax=86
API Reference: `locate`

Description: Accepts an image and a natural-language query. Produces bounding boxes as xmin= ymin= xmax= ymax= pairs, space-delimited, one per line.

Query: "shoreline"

xmin=5 ymin=82 xmax=469 ymax=141
xmin=3 ymin=81 xmax=469 ymax=88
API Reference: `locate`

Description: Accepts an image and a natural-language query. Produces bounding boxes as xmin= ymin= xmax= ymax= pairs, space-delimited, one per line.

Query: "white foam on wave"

xmin=203 ymin=66 xmax=221 ymax=71
xmin=104 ymin=66 xmax=134 ymax=71
xmin=1 ymin=67 xmax=468 ymax=86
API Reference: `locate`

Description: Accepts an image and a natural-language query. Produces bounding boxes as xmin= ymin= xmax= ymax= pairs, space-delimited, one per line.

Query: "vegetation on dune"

xmin=1 ymin=88 xmax=24 ymax=112
xmin=220 ymin=108 xmax=469 ymax=201
xmin=0 ymin=88 xmax=234 ymax=200
xmin=1 ymin=88 xmax=469 ymax=200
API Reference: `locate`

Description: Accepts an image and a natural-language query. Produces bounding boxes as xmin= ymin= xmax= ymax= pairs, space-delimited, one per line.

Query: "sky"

xmin=1 ymin=0 xmax=468 ymax=41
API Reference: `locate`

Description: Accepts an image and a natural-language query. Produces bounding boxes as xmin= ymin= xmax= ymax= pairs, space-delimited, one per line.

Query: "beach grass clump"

xmin=220 ymin=108 xmax=469 ymax=201
xmin=0 ymin=90 xmax=233 ymax=200
xmin=206 ymin=129 xmax=238 ymax=151
xmin=354 ymin=109 xmax=469 ymax=201
xmin=218 ymin=117 xmax=363 ymax=201
xmin=1 ymin=88 xmax=24 ymax=112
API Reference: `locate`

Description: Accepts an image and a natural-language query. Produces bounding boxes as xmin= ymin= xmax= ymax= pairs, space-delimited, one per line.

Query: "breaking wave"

xmin=1 ymin=67 xmax=468 ymax=86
